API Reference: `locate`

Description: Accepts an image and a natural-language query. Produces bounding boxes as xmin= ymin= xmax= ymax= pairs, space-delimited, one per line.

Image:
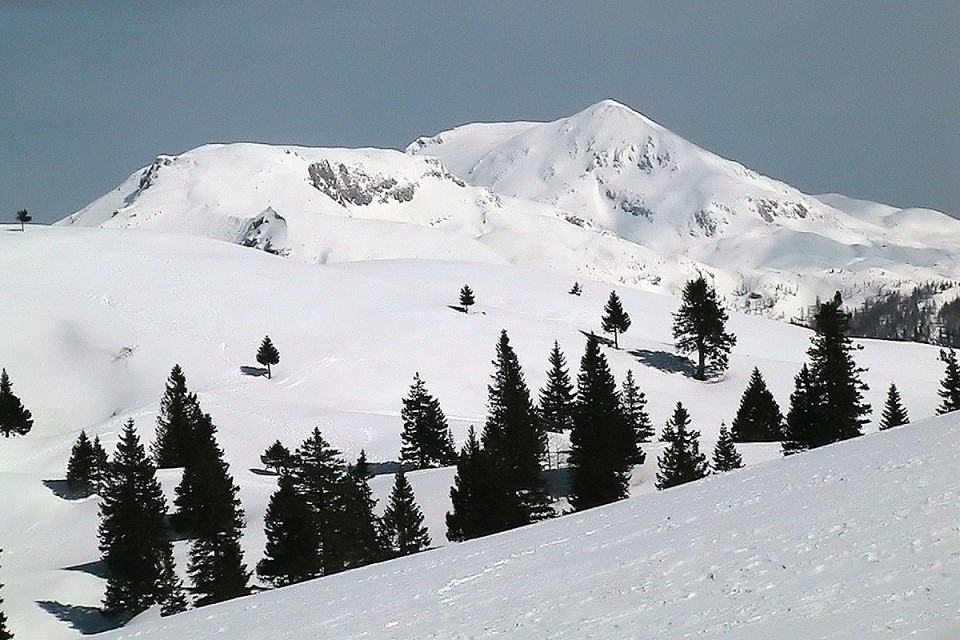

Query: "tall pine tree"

xmin=537 ymin=341 xmax=575 ymax=433
xmin=382 ymin=470 xmax=431 ymax=557
xmin=672 ymin=276 xmax=737 ymax=380
xmin=0 ymin=369 xmax=32 ymax=437
xmin=601 ymin=291 xmax=631 ymax=349
xmin=712 ymin=424 xmax=744 ymax=472
xmin=0 ymin=549 xmax=12 ymax=640
xmin=621 ymin=369 xmax=653 ymax=461
xmin=446 ymin=427 xmax=505 ymax=542
xmin=257 ymin=472 xmax=321 ymax=587
xmin=655 ymin=403 xmax=709 ymax=490
xmin=91 ymin=436 xmax=109 ymax=494
xmin=152 ymin=365 xmax=200 ymax=468
xmin=660 ymin=401 xmax=691 ymax=443
xmin=782 ymin=364 xmax=822 ymax=455
xmin=400 ymin=373 xmax=457 ymax=468
xmin=879 ymin=383 xmax=909 ymax=429
xmin=730 ymin=368 xmax=783 ymax=442
xmin=937 ymin=349 xmax=960 ymax=414
xmin=292 ymin=428 xmax=348 ymax=575
xmin=66 ymin=430 xmax=98 ymax=496
xmin=339 ymin=455 xmax=389 ymax=568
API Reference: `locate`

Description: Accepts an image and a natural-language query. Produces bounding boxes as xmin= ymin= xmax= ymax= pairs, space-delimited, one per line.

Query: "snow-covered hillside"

xmin=0 ymin=226 xmax=951 ymax=638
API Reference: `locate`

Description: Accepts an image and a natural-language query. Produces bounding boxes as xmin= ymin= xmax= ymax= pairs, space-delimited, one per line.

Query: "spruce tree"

xmin=339 ymin=455 xmax=389 ymax=568
xmin=257 ymin=472 xmax=320 ymax=587
xmin=601 ymin=291 xmax=631 ymax=349
xmin=481 ymin=330 xmax=553 ymax=525
xmin=400 ymin=373 xmax=457 ymax=468
xmin=712 ymin=424 xmax=744 ymax=472
xmin=569 ymin=333 xmax=636 ymax=511
xmin=0 ymin=369 xmax=33 ymax=437
xmin=937 ymin=349 xmax=960 ymax=414
xmin=459 ymin=285 xmax=475 ymax=311
xmin=66 ymin=430 xmax=97 ymax=496
xmin=0 ymin=550 xmax=11 ymax=640
xmin=781 ymin=364 xmax=822 ymax=455
xmin=672 ymin=276 xmax=736 ymax=380
xmin=91 ymin=436 xmax=110 ymax=493
xmin=99 ymin=419 xmax=184 ymax=617
xmin=879 ymin=383 xmax=909 ymax=429
xmin=655 ymin=403 xmax=709 ymax=490
xmin=152 ymin=365 xmax=200 ymax=468
xmin=537 ymin=341 xmax=575 ymax=433
xmin=256 ymin=336 xmax=280 ymax=379
xmin=260 ymin=440 xmax=292 ymax=475
xmin=157 ymin=551 xmax=188 ymax=616
xmin=730 ymin=368 xmax=784 ymax=442
xmin=292 ymin=428 xmax=348 ymax=575
xmin=382 ymin=470 xmax=431 ymax=557
xmin=660 ymin=401 xmax=691 ymax=443
xmin=446 ymin=427 xmax=504 ymax=542
xmin=621 ymin=369 xmax=653 ymax=461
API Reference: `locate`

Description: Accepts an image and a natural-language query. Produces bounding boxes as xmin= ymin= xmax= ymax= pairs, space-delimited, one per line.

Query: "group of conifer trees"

xmin=0 ymin=369 xmax=32 ymax=438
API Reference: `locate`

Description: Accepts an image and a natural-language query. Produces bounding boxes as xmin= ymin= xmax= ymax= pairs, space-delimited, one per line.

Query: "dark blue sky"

xmin=2 ymin=2 xmax=957 ymax=224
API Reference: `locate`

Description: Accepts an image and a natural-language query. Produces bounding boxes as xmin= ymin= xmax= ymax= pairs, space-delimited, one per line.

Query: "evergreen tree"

xmin=400 ymin=373 xmax=457 ymax=468
xmin=569 ymin=333 xmax=636 ymax=511
xmin=157 ymin=551 xmax=188 ymax=616
xmin=382 ymin=470 xmax=431 ymax=557
xmin=481 ymin=330 xmax=553 ymax=525
xmin=0 ymin=550 xmax=12 ymax=640
xmin=601 ymin=291 xmax=631 ymax=349
xmin=730 ymin=368 xmax=784 ymax=442
xmin=446 ymin=427 xmax=506 ymax=542
xmin=339 ymin=455 xmax=389 ymax=568
xmin=351 ymin=449 xmax=371 ymax=479
xmin=16 ymin=208 xmax=31 ymax=232
xmin=257 ymin=472 xmax=320 ymax=587
xmin=781 ymin=364 xmax=822 ymax=455
xmin=256 ymin=336 xmax=280 ymax=379
xmin=659 ymin=401 xmax=691 ymax=443
xmin=99 ymin=419 xmax=184 ymax=617
xmin=621 ymin=369 xmax=654 ymax=460
xmin=569 ymin=282 xmax=582 ymax=296
xmin=459 ymin=284 xmax=476 ymax=311
xmin=152 ymin=365 xmax=200 ymax=468
xmin=879 ymin=383 xmax=909 ymax=429
xmin=711 ymin=424 xmax=744 ymax=472
xmin=672 ymin=276 xmax=737 ymax=380
xmin=91 ymin=436 xmax=110 ymax=493
xmin=655 ymin=403 xmax=709 ymax=490
xmin=292 ymin=428 xmax=348 ymax=575
xmin=537 ymin=341 xmax=575 ymax=433
xmin=260 ymin=440 xmax=292 ymax=475
xmin=0 ymin=369 xmax=33 ymax=437
xmin=66 ymin=430 xmax=97 ymax=496
xmin=937 ymin=349 xmax=960 ymax=414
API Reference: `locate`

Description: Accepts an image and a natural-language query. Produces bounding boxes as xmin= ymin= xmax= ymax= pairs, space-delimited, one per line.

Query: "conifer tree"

xmin=730 ymin=368 xmax=784 ymax=442
xmin=672 ymin=276 xmax=737 ymax=380
xmin=446 ymin=427 xmax=505 ymax=542
xmin=260 ymin=440 xmax=292 ymax=475
xmin=569 ymin=333 xmax=636 ymax=510
xmin=382 ymin=470 xmax=431 ymax=557
xmin=400 ymin=373 xmax=457 ymax=468
xmin=16 ymin=209 xmax=30 ymax=232
xmin=351 ymin=449 xmax=371 ymax=479
xmin=0 ymin=550 xmax=11 ymax=640
xmin=481 ymin=330 xmax=553 ymax=525
xmin=538 ymin=341 xmax=575 ymax=433
xmin=879 ymin=382 xmax=909 ymax=429
xmin=659 ymin=401 xmax=691 ymax=443
xmin=292 ymin=428 xmax=348 ymax=575
xmin=0 ymin=369 xmax=33 ymax=437
xmin=459 ymin=285 xmax=475 ymax=311
xmin=339 ymin=455 xmax=389 ymax=568
xmin=655 ymin=403 xmax=709 ymax=490
xmin=782 ymin=364 xmax=821 ymax=455
xmin=257 ymin=472 xmax=320 ymax=587
xmin=712 ymin=424 xmax=744 ymax=472
xmin=99 ymin=419 xmax=184 ymax=617
xmin=569 ymin=282 xmax=582 ymax=296
xmin=601 ymin=291 xmax=631 ymax=349
xmin=152 ymin=365 xmax=200 ymax=468
xmin=91 ymin=436 xmax=110 ymax=493
xmin=157 ymin=551 xmax=188 ymax=616
xmin=937 ymin=349 xmax=960 ymax=414
xmin=66 ymin=430 xmax=97 ymax=496
xmin=256 ymin=336 xmax=280 ymax=379
xmin=621 ymin=369 xmax=654 ymax=460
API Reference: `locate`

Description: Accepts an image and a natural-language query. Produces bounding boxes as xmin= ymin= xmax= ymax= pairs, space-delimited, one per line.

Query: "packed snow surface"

xmin=0 ymin=226 xmax=954 ymax=638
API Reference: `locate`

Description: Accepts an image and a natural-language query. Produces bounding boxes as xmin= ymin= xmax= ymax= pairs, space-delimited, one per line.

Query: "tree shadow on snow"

xmin=63 ymin=560 xmax=108 ymax=579
xmin=42 ymin=479 xmax=93 ymax=501
xmin=626 ymin=348 xmax=696 ymax=377
xmin=36 ymin=601 xmax=121 ymax=635
xmin=541 ymin=468 xmax=571 ymax=499
xmin=240 ymin=365 xmax=269 ymax=377
xmin=578 ymin=330 xmax=616 ymax=349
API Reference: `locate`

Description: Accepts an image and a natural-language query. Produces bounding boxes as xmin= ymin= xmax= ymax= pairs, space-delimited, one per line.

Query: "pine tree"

xmin=481 ymin=330 xmax=553 ymax=525
xmin=537 ymin=341 xmax=575 ymax=433
xmin=655 ymin=403 xmax=709 ymax=490
xmin=292 ymin=428 xmax=348 ymax=575
xmin=260 ymin=440 xmax=292 ymax=475
xmin=382 ymin=470 xmax=431 ymax=557
xmin=256 ymin=336 xmax=280 ymax=379
xmin=0 ymin=550 xmax=12 ymax=640
xmin=400 ymin=373 xmax=457 ymax=468
xmin=0 ymin=369 xmax=33 ymax=437
xmin=459 ymin=285 xmax=476 ymax=311
xmin=99 ymin=419 xmax=183 ymax=617
xmin=659 ymin=401 xmax=691 ymax=443
xmin=16 ymin=208 xmax=31 ymax=232
xmin=879 ymin=383 xmax=909 ymax=429
xmin=66 ymin=430 xmax=97 ymax=496
xmin=712 ymin=424 xmax=744 ymax=472
xmin=177 ymin=413 xmax=249 ymax=606
xmin=152 ymin=365 xmax=200 ymax=468
xmin=157 ymin=551 xmax=188 ymax=616
xmin=672 ymin=276 xmax=737 ymax=380
xmin=730 ymin=368 xmax=784 ymax=442
xmin=782 ymin=364 xmax=822 ymax=455
xmin=621 ymin=369 xmax=653 ymax=461
xmin=91 ymin=436 xmax=110 ymax=493
xmin=937 ymin=349 xmax=960 ymax=414
xmin=257 ymin=472 xmax=320 ymax=587
xmin=339 ymin=455 xmax=389 ymax=568
xmin=601 ymin=291 xmax=631 ymax=349
xmin=569 ymin=333 xmax=636 ymax=511
xmin=446 ymin=427 xmax=505 ymax=542
xmin=569 ymin=282 xmax=582 ymax=296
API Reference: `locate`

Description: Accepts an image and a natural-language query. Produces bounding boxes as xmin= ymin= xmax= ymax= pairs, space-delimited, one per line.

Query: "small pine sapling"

xmin=256 ymin=336 xmax=280 ymax=379
xmin=711 ymin=424 xmax=744 ymax=472
xmin=879 ymin=382 xmax=909 ymax=429
xmin=459 ymin=285 xmax=475 ymax=312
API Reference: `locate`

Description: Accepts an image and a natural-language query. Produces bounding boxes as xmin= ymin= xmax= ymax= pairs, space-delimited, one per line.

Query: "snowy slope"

xmin=0 ymin=226 xmax=951 ymax=638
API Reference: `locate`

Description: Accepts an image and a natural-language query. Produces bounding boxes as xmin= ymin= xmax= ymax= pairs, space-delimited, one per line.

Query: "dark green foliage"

xmin=621 ymin=369 xmax=654 ymax=458
xmin=0 ymin=369 xmax=33 ymax=437
xmin=257 ymin=472 xmax=321 ymax=586
xmin=672 ymin=276 xmax=737 ymax=380
xmin=292 ymin=428 xmax=348 ymax=575
xmin=256 ymin=336 xmax=280 ymax=379
xmin=938 ymin=297 xmax=960 ymax=347
xmin=99 ymin=419 xmax=184 ymax=617
xmin=848 ymin=282 xmax=960 ymax=347
xmin=655 ymin=403 xmax=709 ymax=490
xmin=66 ymin=431 xmax=98 ymax=496
xmin=711 ymin=424 xmax=743 ymax=472
xmin=659 ymin=401 xmax=691 ymax=443
xmin=782 ymin=365 xmax=820 ymax=455
xmin=879 ymin=383 xmax=909 ymax=429
xmin=16 ymin=208 xmax=30 ymax=231
xmin=730 ymin=368 xmax=783 ymax=442
xmin=382 ymin=470 xmax=431 ymax=557
xmin=569 ymin=333 xmax=636 ymax=511
xmin=446 ymin=428 xmax=510 ymax=542
xmin=152 ymin=365 xmax=200 ymax=468
xmin=601 ymin=291 xmax=631 ymax=349
xmin=569 ymin=282 xmax=582 ymax=296
xmin=339 ymin=455 xmax=389 ymax=568
xmin=400 ymin=373 xmax=457 ymax=468
xmin=459 ymin=284 xmax=475 ymax=310
xmin=538 ymin=341 xmax=575 ymax=433
xmin=91 ymin=436 xmax=109 ymax=493
xmin=0 ymin=550 xmax=12 ymax=639
xmin=481 ymin=330 xmax=553 ymax=525
xmin=351 ymin=449 xmax=371 ymax=479
xmin=938 ymin=349 xmax=960 ymax=414
xmin=157 ymin=551 xmax=188 ymax=616
xmin=260 ymin=440 xmax=292 ymax=475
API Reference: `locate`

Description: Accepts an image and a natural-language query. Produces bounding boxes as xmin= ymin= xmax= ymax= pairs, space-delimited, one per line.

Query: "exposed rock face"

xmin=308 ymin=160 xmax=417 ymax=206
